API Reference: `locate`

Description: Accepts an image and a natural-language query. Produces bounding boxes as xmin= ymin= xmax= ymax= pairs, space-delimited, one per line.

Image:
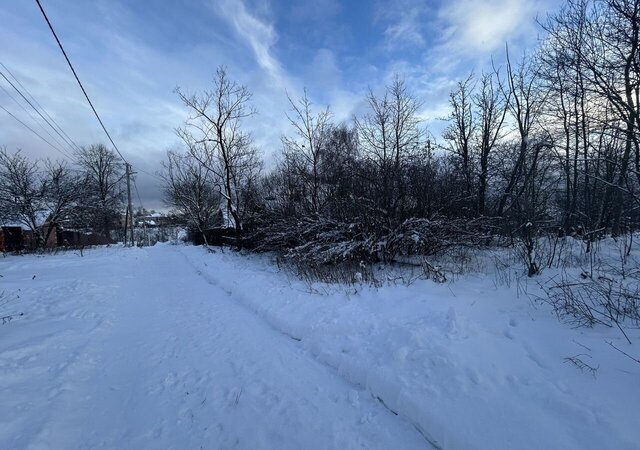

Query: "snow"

xmin=1 ymin=211 xmax=50 ymax=230
xmin=1 ymin=243 xmax=639 ymax=449
xmin=0 ymin=221 xmax=31 ymax=231
xmin=0 ymin=245 xmax=424 ymax=449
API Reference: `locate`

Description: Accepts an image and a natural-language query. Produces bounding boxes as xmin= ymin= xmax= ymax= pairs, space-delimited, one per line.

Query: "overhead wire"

xmin=33 ymin=0 xmax=161 ymax=242
xmin=0 ymin=66 xmax=79 ymax=156
xmin=0 ymin=61 xmax=83 ymax=153
xmin=136 ymin=166 xmax=164 ymax=183
xmin=0 ymin=79 xmax=75 ymax=160
xmin=35 ymin=0 xmax=128 ymax=164
xmin=0 ymin=101 xmax=73 ymax=158
xmin=133 ymin=178 xmax=145 ymax=211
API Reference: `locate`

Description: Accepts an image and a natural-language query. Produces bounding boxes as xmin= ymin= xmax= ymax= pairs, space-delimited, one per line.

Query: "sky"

xmin=0 ymin=0 xmax=557 ymax=210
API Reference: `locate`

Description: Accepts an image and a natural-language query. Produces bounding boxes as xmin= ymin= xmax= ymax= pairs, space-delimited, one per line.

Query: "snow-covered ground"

xmin=1 ymin=243 xmax=638 ymax=449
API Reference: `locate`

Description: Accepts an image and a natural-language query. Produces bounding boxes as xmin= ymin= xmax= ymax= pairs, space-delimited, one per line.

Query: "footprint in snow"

xmin=504 ymin=328 xmax=515 ymax=340
xmin=504 ymin=317 xmax=518 ymax=339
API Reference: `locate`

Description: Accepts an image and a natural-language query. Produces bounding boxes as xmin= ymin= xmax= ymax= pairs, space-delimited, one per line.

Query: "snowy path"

xmin=0 ymin=246 xmax=427 ymax=450
xmin=3 ymin=244 xmax=639 ymax=449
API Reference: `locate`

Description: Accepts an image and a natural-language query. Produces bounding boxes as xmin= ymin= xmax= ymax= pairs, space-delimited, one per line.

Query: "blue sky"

xmin=0 ymin=0 xmax=556 ymax=208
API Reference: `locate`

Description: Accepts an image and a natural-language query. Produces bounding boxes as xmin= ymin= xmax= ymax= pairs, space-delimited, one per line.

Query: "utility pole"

xmin=125 ymin=163 xmax=135 ymax=246
xmin=123 ymin=203 xmax=129 ymax=247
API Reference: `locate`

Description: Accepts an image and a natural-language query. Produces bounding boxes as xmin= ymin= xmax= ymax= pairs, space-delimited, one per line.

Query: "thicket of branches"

xmin=164 ymin=0 xmax=640 ymax=276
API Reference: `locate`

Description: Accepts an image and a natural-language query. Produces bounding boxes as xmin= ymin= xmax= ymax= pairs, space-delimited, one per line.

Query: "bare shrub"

xmin=493 ymin=256 xmax=516 ymax=288
xmin=252 ymin=216 xmax=375 ymax=264
xmin=542 ymin=268 xmax=640 ymax=343
xmin=514 ymin=230 xmax=598 ymax=277
xmin=276 ymin=256 xmax=378 ymax=286
xmin=420 ymin=258 xmax=447 ymax=283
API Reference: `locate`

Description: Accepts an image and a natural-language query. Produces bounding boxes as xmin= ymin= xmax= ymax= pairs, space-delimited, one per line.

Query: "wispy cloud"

xmin=0 ymin=0 xmax=558 ymax=209
xmin=376 ymin=0 xmax=433 ymax=50
xmin=212 ymin=0 xmax=286 ymax=86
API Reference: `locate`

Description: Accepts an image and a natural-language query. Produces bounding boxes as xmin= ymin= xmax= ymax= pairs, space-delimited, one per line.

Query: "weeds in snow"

xmin=539 ymin=240 xmax=640 ymax=344
xmin=563 ymin=354 xmax=599 ymax=377
xmin=276 ymin=256 xmax=379 ymax=287
xmin=0 ymin=289 xmax=22 ymax=325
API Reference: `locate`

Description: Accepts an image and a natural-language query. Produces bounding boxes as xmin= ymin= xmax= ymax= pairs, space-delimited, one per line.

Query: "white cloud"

xmin=376 ymin=0 xmax=433 ymax=50
xmin=0 ymin=0 xmax=558 ymax=209
xmin=211 ymin=0 xmax=286 ymax=88
xmin=384 ymin=8 xmax=426 ymax=48
xmin=439 ymin=0 xmax=542 ymax=54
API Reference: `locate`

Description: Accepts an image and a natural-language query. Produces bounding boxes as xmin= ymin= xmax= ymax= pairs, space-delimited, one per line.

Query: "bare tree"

xmin=282 ymin=90 xmax=332 ymax=214
xmin=0 ymin=149 xmax=47 ymax=246
xmin=75 ymin=144 xmax=125 ymax=238
xmin=541 ymin=0 xmax=612 ymax=231
xmin=175 ymin=66 xmax=261 ymax=237
xmin=543 ymin=0 xmax=640 ymax=233
xmin=354 ymin=76 xmax=425 ymax=224
xmin=496 ymin=46 xmax=549 ymax=217
xmin=41 ymin=160 xmax=84 ymax=244
xmin=475 ymin=72 xmax=509 ymax=215
xmin=161 ymin=150 xmax=219 ymax=244
xmin=582 ymin=0 xmax=640 ymax=234
xmin=443 ymin=73 xmax=476 ymax=204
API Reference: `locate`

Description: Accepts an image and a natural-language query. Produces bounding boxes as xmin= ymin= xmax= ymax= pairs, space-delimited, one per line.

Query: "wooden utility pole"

xmin=123 ymin=203 xmax=129 ymax=247
xmin=125 ymin=163 xmax=135 ymax=246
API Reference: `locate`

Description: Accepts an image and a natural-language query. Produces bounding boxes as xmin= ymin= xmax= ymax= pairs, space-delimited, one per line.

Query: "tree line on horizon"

xmin=3 ymin=0 xmax=640 ymax=272
xmin=162 ymin=0 xmax=640 ymax=271
xmin=0 ymin=144 xmax=127 ymax=247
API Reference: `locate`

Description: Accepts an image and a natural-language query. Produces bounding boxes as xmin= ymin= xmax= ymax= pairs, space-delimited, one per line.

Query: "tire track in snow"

xmin=164 ymin=246 xmax=431 ymax=449
xmin=178 ymin=246 xmax=441 ymax=449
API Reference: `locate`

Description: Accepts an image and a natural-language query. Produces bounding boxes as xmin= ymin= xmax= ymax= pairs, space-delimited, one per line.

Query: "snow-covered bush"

xmin=247 ymin=214 xmax=499 ymax=269
xmin=247 ymin=215 xmax=376 ymax=264
xmin=380 ymin=216 xmax=499 ymax=262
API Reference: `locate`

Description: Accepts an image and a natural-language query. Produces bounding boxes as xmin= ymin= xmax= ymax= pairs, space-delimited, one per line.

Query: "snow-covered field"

xmin=1 ymin=243 xmax=638 ymax=449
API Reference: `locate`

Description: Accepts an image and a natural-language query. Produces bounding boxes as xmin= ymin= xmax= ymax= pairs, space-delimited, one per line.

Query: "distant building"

xmin=0 ymin=219 xmax=113 ymax=252
xmin=132 ymin=212 xmax=177 ymax=228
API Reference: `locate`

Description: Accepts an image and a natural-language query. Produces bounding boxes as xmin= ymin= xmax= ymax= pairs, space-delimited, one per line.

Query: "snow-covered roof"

xmin=2 ymin=211 xmax=54 ymax=230
xmin=136 ymin=220 xmax=157 ymax=227
xmin=0 ymin=221 xmax=31 ymax=231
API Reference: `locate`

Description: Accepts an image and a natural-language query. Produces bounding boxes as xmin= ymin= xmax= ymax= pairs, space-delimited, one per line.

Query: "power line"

xmin=35 ymin=0 xmax=128 ymax=164
xmin=36 ymin=0 xmax=141 ymax=247
xmin=0 ymin=61 xmax=82 ymax=153
xmin=35 ymin=0 xmax=160 ymax=248
xmin=136 ymin=166 xmax=164 ymax=183
xmin=133 ymin=178 xmax=145 ymax=210
xmin=0 ymin=77 xmax=75 ymax=160
xmin=133 ymin=177 xmax=153 ymax=247
xmin=0 ymin=101 xmax=73 ymax=158
xmin=0 ymin=66 xmax=79 ymax=156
